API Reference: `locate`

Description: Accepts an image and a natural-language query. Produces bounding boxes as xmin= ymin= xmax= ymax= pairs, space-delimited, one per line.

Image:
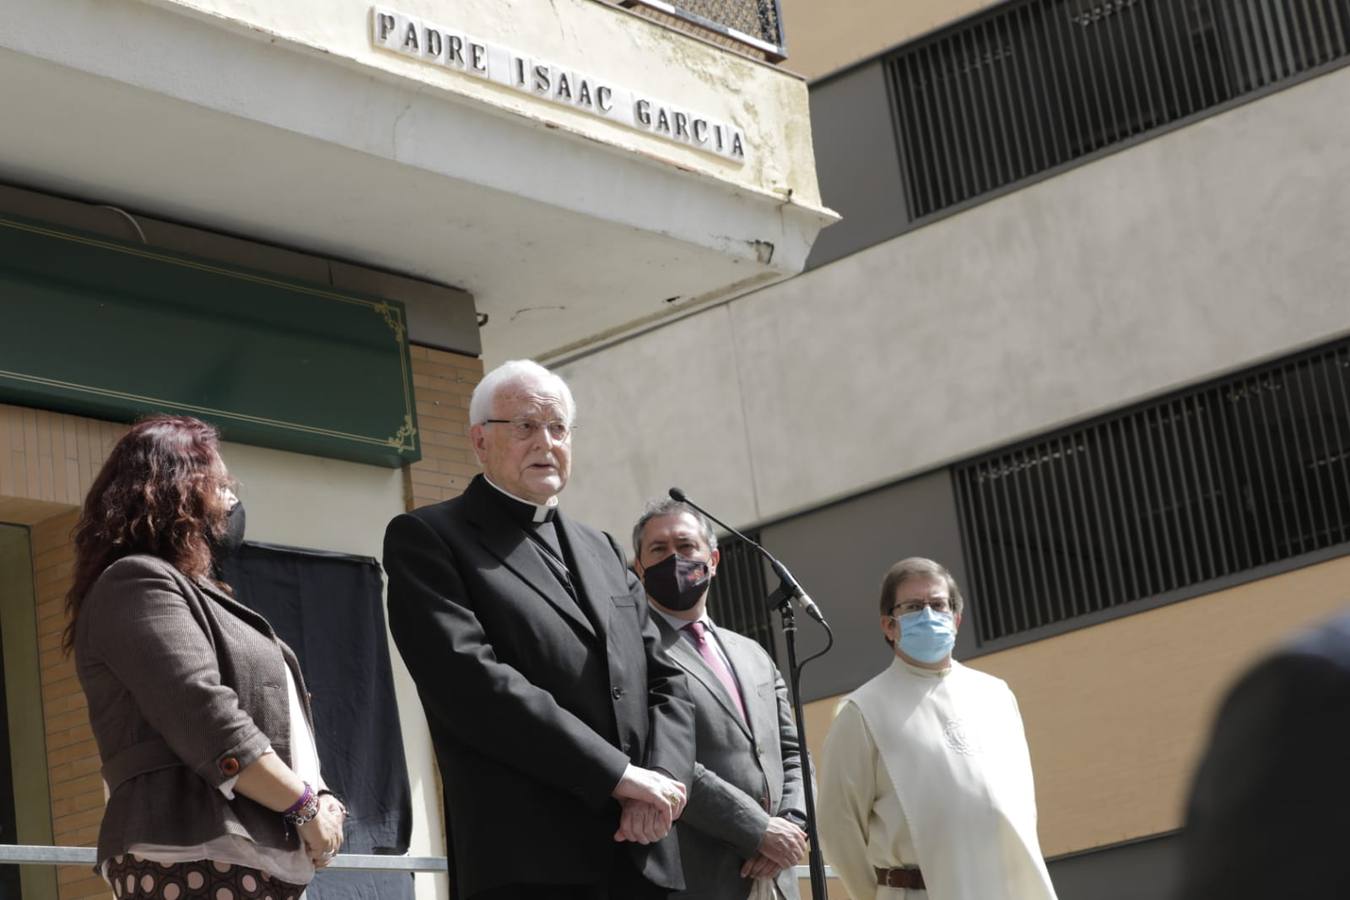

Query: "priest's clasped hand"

xmin=611 ymin=763 xmax=688 ymax=843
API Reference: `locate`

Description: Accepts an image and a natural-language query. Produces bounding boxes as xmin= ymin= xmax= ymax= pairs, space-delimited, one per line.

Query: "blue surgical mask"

xmin=896 ymin=607 xmax=956 ymax=664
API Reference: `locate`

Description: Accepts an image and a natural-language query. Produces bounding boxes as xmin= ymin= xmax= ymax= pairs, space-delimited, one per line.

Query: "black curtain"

xmin=222 ymin=542 xmax=415 ymax=900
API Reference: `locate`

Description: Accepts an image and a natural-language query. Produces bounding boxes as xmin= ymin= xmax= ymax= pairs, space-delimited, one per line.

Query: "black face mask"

xmin=642 ymin=553 xmax=712 ymax=611
xmin=211 ymin=501 xmax=247 ymax=563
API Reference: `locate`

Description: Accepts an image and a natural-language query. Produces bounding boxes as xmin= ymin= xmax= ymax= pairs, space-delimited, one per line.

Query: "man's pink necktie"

xmin=686 ymin=621 xmax=747 ymax=722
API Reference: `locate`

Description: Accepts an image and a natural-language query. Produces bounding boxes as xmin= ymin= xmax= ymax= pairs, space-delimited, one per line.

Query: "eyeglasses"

xmin=891 ymin=599 xmax=952 ymax=616
xmin=483 ymin=418 xmax=573 ymax=442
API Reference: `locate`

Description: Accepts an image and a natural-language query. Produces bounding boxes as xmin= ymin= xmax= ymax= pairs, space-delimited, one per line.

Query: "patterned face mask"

xmin=642 ymin=553 xmax=711 ymax=611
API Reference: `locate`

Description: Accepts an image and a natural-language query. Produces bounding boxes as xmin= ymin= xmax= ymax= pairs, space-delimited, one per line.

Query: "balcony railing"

xmin=618 ymin=0 xmax=787 ymax=61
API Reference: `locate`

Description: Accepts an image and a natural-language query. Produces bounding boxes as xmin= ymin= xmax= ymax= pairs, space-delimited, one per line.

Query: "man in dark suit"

xmin=383 ymin=360 xmax=695 ymax=900
xmin=1177 ymin=611 xmax=1350 ymax=900
xmin=631 ymin=499 xmax=807 ymax=900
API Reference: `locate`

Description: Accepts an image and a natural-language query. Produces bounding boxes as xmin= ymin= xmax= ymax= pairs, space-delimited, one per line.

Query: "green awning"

xmin=0 ymin=216 xmax=420 ymax=467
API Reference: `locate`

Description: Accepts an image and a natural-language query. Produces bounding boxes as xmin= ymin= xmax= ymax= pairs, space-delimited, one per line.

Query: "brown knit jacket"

xmin=75 ymin=554 xmax=313 ymax=868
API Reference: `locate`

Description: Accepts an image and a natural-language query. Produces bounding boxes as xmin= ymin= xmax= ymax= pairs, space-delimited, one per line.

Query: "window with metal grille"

xmin=618 ymin=0 xmax=786 ymax=61
xmin=887 ymin=0 xmax=1350 ymax=222
xmin=706 ymin=532 xmax=779 ymax=662
xmin=955 ymin=336 xmax=1350 ymax=644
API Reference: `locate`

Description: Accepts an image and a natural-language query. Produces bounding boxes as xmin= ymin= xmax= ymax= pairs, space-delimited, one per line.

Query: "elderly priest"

xmin=817 ymin=557 xmax=1057 ymax=900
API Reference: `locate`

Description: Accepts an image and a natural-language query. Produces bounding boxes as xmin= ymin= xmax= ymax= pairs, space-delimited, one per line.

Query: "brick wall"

xmin=0 ymin=405 xmax=127 ymax=508
xmin=0 ymin=403 xmax=126 ymax=899
xmin=35 ymin=510 xmax=105 ymax=900
xmin=405 ymin=345 xmax=483 ymax=511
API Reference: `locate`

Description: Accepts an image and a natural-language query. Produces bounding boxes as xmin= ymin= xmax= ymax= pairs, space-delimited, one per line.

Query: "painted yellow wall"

xmin=149 ymin=0 xmax=824 ymax=210
xmin=778 ymin=0 xmax=1002 ymax=80
xmin=802 ymin=554 xmax=1350 ymax=863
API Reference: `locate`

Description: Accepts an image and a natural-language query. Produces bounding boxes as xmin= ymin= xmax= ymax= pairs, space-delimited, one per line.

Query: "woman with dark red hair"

xmin=66 ymin=414 xmax=345 ymax=900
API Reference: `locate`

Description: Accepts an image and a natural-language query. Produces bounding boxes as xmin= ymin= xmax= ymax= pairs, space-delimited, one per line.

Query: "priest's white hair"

xmin=469 ymin=359 xmax=576 ymax=426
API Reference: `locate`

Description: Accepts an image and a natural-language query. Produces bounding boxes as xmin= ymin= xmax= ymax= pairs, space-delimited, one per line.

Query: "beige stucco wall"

xmin=779 ymin=0 xmax=1002 ymax=81
xmin=559 ymin=64 xmax=1350 ymax=539
xmin=801 ymin=555 xmax=1350 ymax=863
xmin=147 ymin=0 xmax=823 ymax=210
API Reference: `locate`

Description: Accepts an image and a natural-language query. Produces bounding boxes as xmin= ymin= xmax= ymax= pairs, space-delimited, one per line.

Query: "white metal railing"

xmin=0 ymin=845 xmax=834 ymax=879
xmin=0 ymin=844 xmax=447 ymax=872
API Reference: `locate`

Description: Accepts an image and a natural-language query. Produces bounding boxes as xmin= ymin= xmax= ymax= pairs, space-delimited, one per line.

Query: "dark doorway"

xmin=0 ymin=610 xmax=19 ymax=900
xmin=0 ymin=522 xmax=55 ymax=900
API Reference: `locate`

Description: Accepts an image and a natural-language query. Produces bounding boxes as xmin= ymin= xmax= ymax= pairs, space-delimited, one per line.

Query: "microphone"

xmin=669 ymin=487 xmax=828 ymax=627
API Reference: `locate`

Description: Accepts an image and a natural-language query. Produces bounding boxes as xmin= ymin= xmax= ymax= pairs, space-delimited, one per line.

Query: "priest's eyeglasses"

xmin=483 ymin=418 xmax=573 ymax=442
xmin=891 ymin=598 xmax=952 ymax=615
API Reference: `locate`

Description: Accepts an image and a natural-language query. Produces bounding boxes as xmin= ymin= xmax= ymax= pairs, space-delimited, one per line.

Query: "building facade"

xmin=557 ymin=0 xmax=1350 ymax=896
xmin=0 ymin=2 xmax=832 ymax=898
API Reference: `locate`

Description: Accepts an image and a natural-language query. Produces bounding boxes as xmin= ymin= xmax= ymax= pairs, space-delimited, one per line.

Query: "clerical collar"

xmin=892 ymin=655 xmax=953 ymax=679
xmin=484 ymin=476 xmax=558 ymax=525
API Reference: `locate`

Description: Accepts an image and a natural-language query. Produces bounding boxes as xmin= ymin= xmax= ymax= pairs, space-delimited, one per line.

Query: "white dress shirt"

xmin=653 ymin=607 xmax=736 ymax=674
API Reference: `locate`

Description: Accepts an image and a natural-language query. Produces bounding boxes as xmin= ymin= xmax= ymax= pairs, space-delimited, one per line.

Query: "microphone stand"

xmin=665 ymin=487 xmax=834 ymax=897
xmin=767 ymin=580 xmax=833 ymax=900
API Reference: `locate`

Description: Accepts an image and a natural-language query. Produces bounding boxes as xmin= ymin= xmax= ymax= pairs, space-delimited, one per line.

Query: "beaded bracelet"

xmin=282 ymin=782 xmax=320 ymax=827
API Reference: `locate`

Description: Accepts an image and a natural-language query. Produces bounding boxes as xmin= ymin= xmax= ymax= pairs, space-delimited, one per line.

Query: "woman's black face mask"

xmin=211 ymin=501 xmax=246 ymax=562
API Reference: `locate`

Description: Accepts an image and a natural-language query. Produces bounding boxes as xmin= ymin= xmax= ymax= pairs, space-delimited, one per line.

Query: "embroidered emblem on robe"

xmin=943 ymin=717 xmax=977 ymax=755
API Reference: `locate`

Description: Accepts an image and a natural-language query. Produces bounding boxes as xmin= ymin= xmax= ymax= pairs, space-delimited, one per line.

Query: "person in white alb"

xmin=816 ymin=557 xmax=1057 ymax=900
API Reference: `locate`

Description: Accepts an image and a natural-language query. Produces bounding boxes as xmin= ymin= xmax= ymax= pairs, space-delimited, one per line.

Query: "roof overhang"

xmin=0 ymin=0 xmax=837 ymax=362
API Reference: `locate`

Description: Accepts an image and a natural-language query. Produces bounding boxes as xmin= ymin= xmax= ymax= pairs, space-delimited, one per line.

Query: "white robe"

xmin=818 ymin=657 xmax=1057 ymax=900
